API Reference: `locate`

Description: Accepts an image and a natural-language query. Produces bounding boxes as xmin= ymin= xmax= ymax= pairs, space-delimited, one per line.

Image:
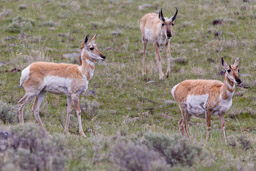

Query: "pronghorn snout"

xmin=235 ymin=78 xmax=242 ymax=85
xmin=167 ymin=32 xmax=172 ymax=39
xmin=100 ymin=54 xmax=106 ymax=61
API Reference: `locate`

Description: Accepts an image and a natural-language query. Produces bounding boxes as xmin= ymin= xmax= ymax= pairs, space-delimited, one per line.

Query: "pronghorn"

xmin=171 ymin=58 xmax=241 ymax=143
xmin=18 ymin=35 xmax=106 ymax=137
xmin=140 ymin=8 xmax=178 ymax=80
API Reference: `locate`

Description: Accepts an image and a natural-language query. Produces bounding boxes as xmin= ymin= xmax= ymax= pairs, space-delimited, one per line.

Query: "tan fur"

xmin=18 ymin=35 xmax=106 ymax=137
xmin=140 ymin=9 xmax=177 ymax=80
xmin=172 ymin=58 xmax=241 ymax=143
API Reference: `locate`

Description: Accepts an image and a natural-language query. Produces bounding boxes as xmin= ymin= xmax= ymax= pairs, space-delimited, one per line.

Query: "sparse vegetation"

xmin=0 ymin=0 xmax=255 ymax=170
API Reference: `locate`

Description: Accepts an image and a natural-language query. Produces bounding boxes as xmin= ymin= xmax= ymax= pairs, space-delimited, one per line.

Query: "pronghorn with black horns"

xmin=140 ymin=8 xmax=178 ymax=80
xmin=171 ymin=58 xmax=241 ymax=143
xmin=18 ymin=35 xmax=106 ymax=137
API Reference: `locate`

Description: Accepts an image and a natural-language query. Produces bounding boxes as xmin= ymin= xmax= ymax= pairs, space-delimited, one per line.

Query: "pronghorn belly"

xmin=43 ymin=76 xmax=72 ymax=95
xmin=186 ymin=94 xmax=209 ymax=118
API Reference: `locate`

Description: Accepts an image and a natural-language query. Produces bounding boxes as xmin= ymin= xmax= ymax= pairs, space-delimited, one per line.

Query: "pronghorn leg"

xmin=154 ymin=43 xmax=164 ymax=80
xmin=32 ymin=91 xmax=46 ymax=127
xmin=64 ymin=96 xmax=72 ymax=135
xmin=219 ymin=114 xmax=227 ymax=144
xmin=178 ymin=119 xmax=184 ymax=136
xmin=142 ymin=39 xmax=148 ymax=76
xmin=179 ymin=103 xmax=190 ymax=138
xmin=165 ymin=42 xmax=171 ymax=78
xmin=18 ymin=93 xmax=37 ymax=124
xmin=72 ymin=94 xmax=86 ymax=138
xmin=205 ymin=110 xmax=212 ymax=142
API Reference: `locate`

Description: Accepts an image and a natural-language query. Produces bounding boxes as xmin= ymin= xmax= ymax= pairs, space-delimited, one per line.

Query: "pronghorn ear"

xmin=234 ymin=58 xmax=239 ymax=67
xmin=84 ymin=35 xmax=89 ymax=45
xmin=90 ymin=34 xmax=97 ymax=44
xmin=171 ymin=7 xmax=178 ymax=22
xmin=159 ymin=8 xmax=165 ymax=22
xmin=221 ymin=57 xmax=229 ymax=70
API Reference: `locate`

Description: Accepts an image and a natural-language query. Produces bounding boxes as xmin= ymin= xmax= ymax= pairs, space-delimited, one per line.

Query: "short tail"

xmin=19 ymin=65 xmax=30 ymax=87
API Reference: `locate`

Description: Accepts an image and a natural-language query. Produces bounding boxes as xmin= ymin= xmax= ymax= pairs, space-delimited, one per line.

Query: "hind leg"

xmin=179 ymin=103 xmax=190 ymax=138
xmin=32 ymin=91 xmax=46 ymax=127
xmin=142 ymin=39 xmax=148 ymax=76
xmin=18 ymin=92 xmax=37 ymax=124
xmin=64 ymin=96 xmax=72 ymax=135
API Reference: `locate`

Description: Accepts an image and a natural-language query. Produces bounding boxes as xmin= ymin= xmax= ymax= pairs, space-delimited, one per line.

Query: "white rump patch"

xmin=171 ymin=83 xmax=179 ymax=99
xmin=186 ymin=94 xmax=209 ymax=117
xmin=20 ymin=65 xmax=31 ymax=86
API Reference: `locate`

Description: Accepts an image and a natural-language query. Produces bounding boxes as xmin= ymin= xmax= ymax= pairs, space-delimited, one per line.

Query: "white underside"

xmin=186 ymin=94 xmax=209 ymax=118
xmin=144 ymin=27 xmax=169 ymax=46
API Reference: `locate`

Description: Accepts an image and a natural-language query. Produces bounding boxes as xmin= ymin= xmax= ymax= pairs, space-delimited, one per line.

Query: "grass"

xmin=0 ymin=0 xmax=256 ymax=170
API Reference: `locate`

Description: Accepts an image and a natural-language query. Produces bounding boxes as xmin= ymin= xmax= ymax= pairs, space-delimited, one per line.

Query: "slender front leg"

xmin=219 ymin=114 xmax=227 ymax=144
xmin=142 ymin=39 xmax=148 ymax=76
xmin=165 ymin=42 xmax=171 ymax=78
xmin=205 ymin=109 xmax=212 ymax=142
xmin=72 ymin=94 xmax=86 ymax=138
xmin=153 ymin=43 xmax=164 ymax=80
xmin=64 ymin=96 xmax=72 ymax=135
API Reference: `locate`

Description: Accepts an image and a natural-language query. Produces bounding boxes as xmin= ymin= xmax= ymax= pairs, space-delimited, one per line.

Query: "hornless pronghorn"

xmin=140 ymin=8 xmax=178 ymax=80
xmin=18 ymin=35 xmax=106 ymax=137
xmin=171 ymin=58 xmax=242 ymax=143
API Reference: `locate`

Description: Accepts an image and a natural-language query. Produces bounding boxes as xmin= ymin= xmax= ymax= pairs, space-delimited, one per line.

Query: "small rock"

xmin=87 ymin=90 xmax=96 ymax=97
xmin=164 ymin=100 xmax=176 ymax=105
xmin=58 ymin=33 xmax=69 ymax=37
xmin=19 ymin=4 xmax=27 ymax=10
xmin=213 ymin=19 xmax=223 ymax=25
xmin=5 ymin=36 xmax=15 ymax=40
xmin=111 ymin=30 xmax=123 ymax=36
xmin=217 ymin=70 xmax=225 ymax=76
xmin=214 ymin=31 xmax=222 ymax=37
xmin=42 ymin=20 xmax=55 ymax=27
xmin=109 ymin=110 xmax=117 ymax=115
xmin=0 ymin=62 xmax=9 ymax=67
xmin=238 ymin=82 xmax=251 ymax=88
xmin=170 ymin=57 xmax=188 ymax=64
xmin=63 ymin=53 xmax=79 ymax=59
xmin=207 ymin=58 xmax=216 ymax=63
xmin=234 ymin=92 xmax=244 ymax=97
xmin=240 ymin=73 xmax=252 ymax=78
xmin=0 ymin=131 xmax=10 ymax=140
xmin=243 ymin=0 xmax=250 ymax=3
xmin=138 ymin=4 xmax=153 ymax=10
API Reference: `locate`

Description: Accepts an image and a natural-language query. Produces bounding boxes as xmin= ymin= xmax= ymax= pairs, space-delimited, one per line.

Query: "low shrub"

xmin=144 ymin=133 xmax=202 ymax=167
xmin=0 ymin=101 xmax=17 ymax=124
xmin=228 ymin=135 xmax=252 ymax=151
xmin=110 ymin=140 xmax=170 ymax=171
xmin=6 ymin=15 xmax=35 ymax=33
xmin=0 ymin=123 xmax=68 ymax=171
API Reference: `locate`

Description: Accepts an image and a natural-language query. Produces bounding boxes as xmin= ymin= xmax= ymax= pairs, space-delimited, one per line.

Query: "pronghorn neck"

xmin=80 ymin=49 xmax=95 ymax=80
xmin=221 ymin=74 xmax=235 ymax=100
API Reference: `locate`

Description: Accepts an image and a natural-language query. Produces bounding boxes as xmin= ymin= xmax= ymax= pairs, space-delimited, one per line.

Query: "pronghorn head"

xmin=82 ymin=35 xmax=106 ymax=61
xmin=221 ymin=57 xmax=242 ymax=85
xmin=158 ymin=8 xmax=178 ymax=39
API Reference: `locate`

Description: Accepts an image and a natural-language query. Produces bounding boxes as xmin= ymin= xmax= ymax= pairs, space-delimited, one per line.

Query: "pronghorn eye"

xmin=162 ymin=23 xmax=165 ymax=26
xmin=238 ymin=69 xmax=240 ymax=72
xmin=227 ymin=69 xmax=231 ymax=73
xmin=89 ymin=47 xmax=94 ymax=51
xmin=172 ymin=23 xmax=174 ymax=26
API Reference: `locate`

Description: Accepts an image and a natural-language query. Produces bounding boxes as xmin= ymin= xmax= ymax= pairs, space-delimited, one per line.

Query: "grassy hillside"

xmin=0 ymin=0 xmax=255 ymax=170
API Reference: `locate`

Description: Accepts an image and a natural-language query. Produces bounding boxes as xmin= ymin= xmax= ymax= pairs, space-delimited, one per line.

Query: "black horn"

xmin=159 ymin=8 xmax=165 ymax=22
xmin=171 ymin=7 xmax=178 ymax=22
